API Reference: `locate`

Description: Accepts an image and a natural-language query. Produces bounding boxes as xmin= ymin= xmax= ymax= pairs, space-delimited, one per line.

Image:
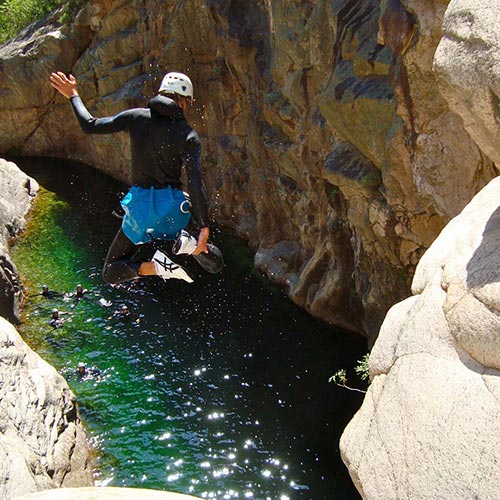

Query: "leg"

xmin=102 ymin=229 xmax=141 ymax=284
xmin=103 ymin=228 xmax=193 ymax=284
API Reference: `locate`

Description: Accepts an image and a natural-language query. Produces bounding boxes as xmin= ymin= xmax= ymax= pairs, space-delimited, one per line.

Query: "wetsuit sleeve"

xmin=69 ymin=95 xmax=132 ymax=134
xmin=184 ymin=131 xmax=209 ymax=227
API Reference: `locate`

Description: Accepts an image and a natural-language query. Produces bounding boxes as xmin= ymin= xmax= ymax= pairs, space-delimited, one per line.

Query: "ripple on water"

xmin=10 ymin=158 xmax=366 ymax=500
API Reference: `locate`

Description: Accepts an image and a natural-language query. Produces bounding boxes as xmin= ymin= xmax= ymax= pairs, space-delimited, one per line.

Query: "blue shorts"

xmin=120 ymin=186 xmax=191 ymax=244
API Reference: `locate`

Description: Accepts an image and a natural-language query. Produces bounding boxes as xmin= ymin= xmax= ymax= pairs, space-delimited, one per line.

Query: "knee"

xmin=102 ymin=261 xmax=140 ymax=284
xmin=102 ymin=266 xmax=116 ymax=285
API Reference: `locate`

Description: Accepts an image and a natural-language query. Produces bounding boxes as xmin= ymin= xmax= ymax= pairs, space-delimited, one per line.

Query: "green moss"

xmin=0 ymin=0 xmax=84 ymax=44
xmin=58 ymin=0 xmax=84 ymax=24
xmin=359 ymin=172 xmax=381 ymax=188
xmin=10 ymin=187 xmax=89 ymax=295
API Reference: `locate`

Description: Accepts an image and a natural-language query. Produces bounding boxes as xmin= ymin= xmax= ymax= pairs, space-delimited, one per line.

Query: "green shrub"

xmin=354 ymin=353 xmax=370 ymax=381
xmin=0 ymin=0 xmax=81 ymax=45
xmin=329 ymin=353 xmax=370 ymax=393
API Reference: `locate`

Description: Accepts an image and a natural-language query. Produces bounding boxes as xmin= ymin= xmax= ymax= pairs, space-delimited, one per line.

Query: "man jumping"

xmin=49 ymin=70 xmax=223 ymax=284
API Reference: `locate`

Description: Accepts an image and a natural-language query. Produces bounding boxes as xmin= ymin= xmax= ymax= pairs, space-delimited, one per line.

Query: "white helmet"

xmin=158 ymin=72 xmax=193 ymax=98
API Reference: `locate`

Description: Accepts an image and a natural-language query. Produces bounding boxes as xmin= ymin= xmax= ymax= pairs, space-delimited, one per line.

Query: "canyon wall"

xmin=0 ymin=316 xmax=93 ymax=498
xmin=341 ymin=173 xmax=500 ymax=500
xmin=0 ymin=158 xmax=93 ymax=499
xmin=1 ymin=0 xmax=495 ymax=340
xmin=0 ymin=159 xmax=38 ymax=324
xmin=340 ymin=2 xmax=500 ymax=498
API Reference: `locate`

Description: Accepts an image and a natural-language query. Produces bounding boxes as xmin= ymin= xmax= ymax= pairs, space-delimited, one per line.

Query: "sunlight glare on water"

xmin=10 ymin=158 xmax=365 ymax=500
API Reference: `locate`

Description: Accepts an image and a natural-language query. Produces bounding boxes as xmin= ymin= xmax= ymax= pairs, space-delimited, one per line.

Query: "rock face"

xmin=340 ymin=3 xmax=500 ymax=498
xmin=0 ymin=316 xmax=93 ymax=499
xmin=15 ymin=486 xmax=201 ymax=500
xmin=0 ymin=159 xmax=38 ymax=324
xmin=340 ymin=176 xmax=500 ymax=500
xmin=0 ymin=0 xmax=496 ymax=340
xmin=0 ymin=159 xmax=93 ymax=498
xmin=434 ymin=0 xmax=500 ymax=168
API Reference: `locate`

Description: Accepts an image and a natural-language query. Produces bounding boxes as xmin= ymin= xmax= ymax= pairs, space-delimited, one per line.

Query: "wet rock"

xmin=0 ymin=159 xmax=38 ymax=323
xmin=0 ymin=316 xmax=93 ymax=499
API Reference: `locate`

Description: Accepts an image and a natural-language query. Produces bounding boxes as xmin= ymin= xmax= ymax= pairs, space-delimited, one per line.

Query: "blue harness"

xmin=120 ymin=186 xmax=191 ymax=244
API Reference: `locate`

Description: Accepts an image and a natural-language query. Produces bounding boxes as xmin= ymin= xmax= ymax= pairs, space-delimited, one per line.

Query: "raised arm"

xmin=50 ymin=71 xmax=78 ymax=98
xmin=49 ymin=71 xmax=130 ymax=134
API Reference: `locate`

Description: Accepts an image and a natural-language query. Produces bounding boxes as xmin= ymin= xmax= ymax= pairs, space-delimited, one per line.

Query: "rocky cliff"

xmin=0 ymin=316 xmax=93 ymax=498
xmin=340 ymin=1 xmax=500 ymax=498
xmin=0 ymin=158 xmax=93 ymax=498
xmin=340 ymin=175 xmax=500 ymax=500
xmin=0 ymin=159 xmax=38 ymax=324
xmin=1 ymin=0 xmax=495 ymax=340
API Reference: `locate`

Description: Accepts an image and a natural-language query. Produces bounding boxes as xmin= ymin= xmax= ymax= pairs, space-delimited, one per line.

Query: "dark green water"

xmin=11 ymin=158 xmax=366 ymax=500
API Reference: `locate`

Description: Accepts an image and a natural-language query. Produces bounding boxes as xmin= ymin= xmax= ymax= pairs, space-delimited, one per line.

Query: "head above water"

xmin=158 ymin=72 xmax=194 ymax=99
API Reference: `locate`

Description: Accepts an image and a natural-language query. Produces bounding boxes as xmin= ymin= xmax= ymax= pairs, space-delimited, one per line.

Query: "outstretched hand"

xmin=50 ymin=71 xmax=78 ymax=99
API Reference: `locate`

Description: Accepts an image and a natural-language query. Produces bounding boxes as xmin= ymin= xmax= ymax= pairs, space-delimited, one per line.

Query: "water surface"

xmin=11 ymin=157 xmax=366 ymax=500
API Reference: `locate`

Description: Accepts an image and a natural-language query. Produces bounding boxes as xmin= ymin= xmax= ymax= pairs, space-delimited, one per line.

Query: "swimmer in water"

xmin=48 ymin=308 xmax=65 ymax=329
xmin=67 ymin=284 xmax=90 ymax=307
xmin=76 ymin=361 xmax=101 ymax=379
xmin=108 ymin=304 xmax=140 ymax=325
xmin=41 ymin=284 xmax=61 ymax=298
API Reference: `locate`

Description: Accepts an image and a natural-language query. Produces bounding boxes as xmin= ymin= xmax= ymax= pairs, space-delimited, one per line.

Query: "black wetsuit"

xmin=69 ymin=95 xmax=222 ymax=283
xmin=49 ymin=315 xmax=64 ymax=328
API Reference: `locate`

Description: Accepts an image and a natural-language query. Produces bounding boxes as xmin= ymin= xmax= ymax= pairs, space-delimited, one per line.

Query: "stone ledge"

xmin=15 ymin=487 xmax=201 ymax=500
